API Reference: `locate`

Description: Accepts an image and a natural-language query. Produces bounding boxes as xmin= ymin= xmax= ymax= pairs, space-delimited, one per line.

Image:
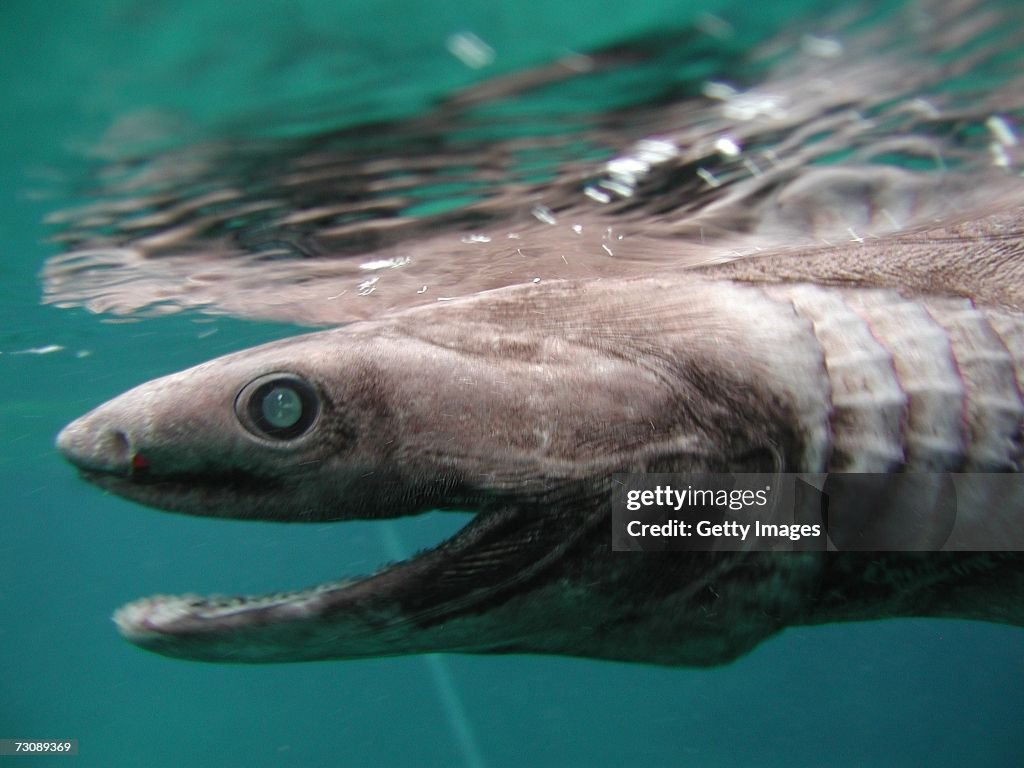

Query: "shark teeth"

xmin=113 ymin=578 xmax=362 ymax=636
xmin=113 ymin=595 xmax=198 ymax=637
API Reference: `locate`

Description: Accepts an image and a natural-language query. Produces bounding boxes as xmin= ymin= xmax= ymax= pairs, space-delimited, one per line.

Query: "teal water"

xmin=2 ymin=1 xmax=1022 ymax=766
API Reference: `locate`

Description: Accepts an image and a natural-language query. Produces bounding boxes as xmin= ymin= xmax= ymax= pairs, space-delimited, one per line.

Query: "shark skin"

xmin=56 ymin=214 xmax=1024 ymax=665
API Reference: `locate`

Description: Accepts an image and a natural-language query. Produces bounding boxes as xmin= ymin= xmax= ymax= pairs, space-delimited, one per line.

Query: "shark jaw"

xmin=110 ymin=508 xmax=498 ymax=663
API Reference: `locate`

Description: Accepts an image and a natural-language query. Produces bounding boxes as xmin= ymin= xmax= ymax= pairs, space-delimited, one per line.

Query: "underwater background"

xmin=2 ymin=1 xmax=1022 ymax=765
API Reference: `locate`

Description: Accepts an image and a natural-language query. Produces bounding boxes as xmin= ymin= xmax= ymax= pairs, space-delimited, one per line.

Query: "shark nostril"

xmin=104 ymin=430 xmax=153 ymax=478
xmin=108 ymin=429 xmax=131 ymax=465
xmin=108 ymin=429 xmax=154 ymax=478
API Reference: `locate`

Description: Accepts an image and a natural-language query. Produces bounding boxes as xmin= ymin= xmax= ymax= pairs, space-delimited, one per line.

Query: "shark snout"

xmin=56 ymin=413 xmax=134 ymax=477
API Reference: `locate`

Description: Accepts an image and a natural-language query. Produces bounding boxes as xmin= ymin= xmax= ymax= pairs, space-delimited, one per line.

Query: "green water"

xmin=2 ymin=1 xmax=1021 ymax=766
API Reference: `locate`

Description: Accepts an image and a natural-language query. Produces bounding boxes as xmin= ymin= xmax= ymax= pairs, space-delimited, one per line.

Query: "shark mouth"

xmin=110 ymin=502 xmax=599 ymax=663
xmin=111 ymin=513 xmax=492 ymax=663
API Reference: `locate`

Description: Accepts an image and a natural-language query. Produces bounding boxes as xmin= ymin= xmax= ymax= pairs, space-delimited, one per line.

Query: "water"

xmin=2 ymin=1 xmax=1022 ymax=766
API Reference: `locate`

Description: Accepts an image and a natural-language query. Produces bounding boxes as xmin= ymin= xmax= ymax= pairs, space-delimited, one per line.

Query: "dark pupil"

xmin=247 ymin=378 xmax=318 ymax=439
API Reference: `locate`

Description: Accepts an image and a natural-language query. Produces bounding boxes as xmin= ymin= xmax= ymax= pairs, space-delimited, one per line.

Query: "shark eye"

xmin=236 ymin=373 xmax=320 ymax=441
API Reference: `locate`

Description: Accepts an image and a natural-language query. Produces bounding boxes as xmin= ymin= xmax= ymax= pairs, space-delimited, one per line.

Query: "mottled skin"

xmin=57 ymin=211 xmax=1024 ymax=664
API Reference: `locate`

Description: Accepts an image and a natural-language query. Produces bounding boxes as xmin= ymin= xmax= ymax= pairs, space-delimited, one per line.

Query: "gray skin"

xmin=57 ymin=210 xmax=1024 ymax=665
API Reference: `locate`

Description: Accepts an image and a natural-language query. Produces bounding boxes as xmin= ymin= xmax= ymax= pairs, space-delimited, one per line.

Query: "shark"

xmin=51 ymin=0 xmax=1024 ymax=664
xmin=56 ymin=207 xmax=1024 ymax=664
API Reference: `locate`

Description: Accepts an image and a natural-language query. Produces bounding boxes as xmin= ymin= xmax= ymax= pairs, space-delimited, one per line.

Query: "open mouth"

xmin=104 ymin=489 xmax=609 ymax=663
xmin=56 ymin=442 xmax=487 ymax=658
xmin=109 ymin=508 xmax=497 ymax=662
xmin=101 ymin=476 xmax=611 ymax=662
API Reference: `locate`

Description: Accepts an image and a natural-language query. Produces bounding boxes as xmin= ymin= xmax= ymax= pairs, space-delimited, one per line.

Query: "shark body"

xmin=50 ymin=0 xmax=1024 ymax=664
xmin=57 ymin=211 xmax=1024 ymax=664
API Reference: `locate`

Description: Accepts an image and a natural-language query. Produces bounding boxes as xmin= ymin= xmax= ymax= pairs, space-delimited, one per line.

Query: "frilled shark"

xmin=51 ymin=0 xmax=1024 ymax=665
